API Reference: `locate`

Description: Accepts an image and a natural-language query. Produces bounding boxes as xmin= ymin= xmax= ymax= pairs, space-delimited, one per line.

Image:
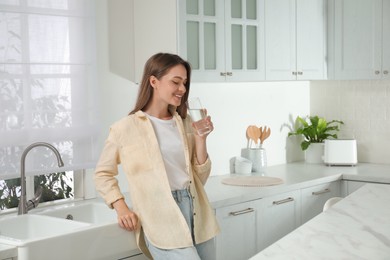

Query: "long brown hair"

xmin=129 ymin=53 xmax=191 ymax=118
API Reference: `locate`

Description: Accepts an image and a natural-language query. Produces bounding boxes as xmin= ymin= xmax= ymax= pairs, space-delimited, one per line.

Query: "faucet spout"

xmin=18 ymin=142 xmax=64 ymax=215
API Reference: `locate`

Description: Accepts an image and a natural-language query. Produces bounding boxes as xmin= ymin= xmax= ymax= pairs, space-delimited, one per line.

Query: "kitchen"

xmin=1 ymin=0 xmax=390 ymax=259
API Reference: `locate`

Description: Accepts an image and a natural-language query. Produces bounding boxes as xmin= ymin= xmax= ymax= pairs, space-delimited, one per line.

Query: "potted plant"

xmin=288 ymin=115 xmax=344 ymax=163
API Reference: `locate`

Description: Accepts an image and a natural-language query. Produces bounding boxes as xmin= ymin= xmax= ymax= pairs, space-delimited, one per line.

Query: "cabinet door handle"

xmin=292 ymin=71 xmax=297 ymax=75
xmin=220 ymin=72 xmax=226 ymax=76
xmin=298 ymin=71 xmax=303 ymax=75
xmin=375 ymin=70 xmax=380 ymax=75
xmin=273 ymin=197 xmax=294 ymax=205
xmin=312 ymin=188 xmax=330 ymax=195
xmin=384 ymin=70 xmax=389 ymax=75
xmin=226 ymin=72 xmax=233 ymax=76
xmin=229 ymin=208 xmax=254 ymax=216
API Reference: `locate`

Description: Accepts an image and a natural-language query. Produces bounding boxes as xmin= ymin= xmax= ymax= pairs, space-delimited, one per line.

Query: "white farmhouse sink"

xmin=0 ymin=201 xmax=139 ymax=259
xmin=0 ymin=214 xmax=89 ymax=246
xmin=38 ymin=202 xmax=116 ymax=224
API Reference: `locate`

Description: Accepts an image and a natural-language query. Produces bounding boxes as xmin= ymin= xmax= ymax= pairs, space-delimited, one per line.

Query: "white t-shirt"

xmin=146 ymin=114 xmax=189 ymax=190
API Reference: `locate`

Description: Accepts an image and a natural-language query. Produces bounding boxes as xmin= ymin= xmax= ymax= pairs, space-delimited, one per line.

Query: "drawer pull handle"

xmin=229 ymin=208 xmax=254 ymax=216
xmin=220 ymin=72 xmax=227 ymax=76
xmin=273 ymin=197 xmax=294 ymax=205
xmin=226 ymin=72 xmax=233 ymax=76
xmin=312 ymin=188 xmax=330 ymax=195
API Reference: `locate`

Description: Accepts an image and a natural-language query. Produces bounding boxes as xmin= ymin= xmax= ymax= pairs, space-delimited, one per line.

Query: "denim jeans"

xmin=144 ymin=189 xmax=213 ymax=260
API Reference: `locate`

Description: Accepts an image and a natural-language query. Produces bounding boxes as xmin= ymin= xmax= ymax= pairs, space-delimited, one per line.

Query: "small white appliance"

xmin=324 ymin=139 xmax=358 ymax=166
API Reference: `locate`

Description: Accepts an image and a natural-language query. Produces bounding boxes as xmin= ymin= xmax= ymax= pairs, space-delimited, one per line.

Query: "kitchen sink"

xmin=0 ymin=214 xmax=89 ymax=246
xmin=0 ymin=202 xmax=137 ymax=260
xmin=38 ymin=202 xmax=117 ymax=224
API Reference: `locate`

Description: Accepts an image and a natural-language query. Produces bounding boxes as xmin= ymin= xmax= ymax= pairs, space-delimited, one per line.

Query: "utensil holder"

xmin=241 ymin=148 xmax=267 ymax=173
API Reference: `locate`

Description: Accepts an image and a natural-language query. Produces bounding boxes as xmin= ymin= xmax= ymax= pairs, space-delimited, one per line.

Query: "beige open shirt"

xmin=94 ymin=109 xmax=220 ymax=258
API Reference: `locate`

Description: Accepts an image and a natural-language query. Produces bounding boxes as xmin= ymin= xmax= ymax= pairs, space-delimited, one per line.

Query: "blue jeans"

xmin=144 ymin=189 xmax=213 ymax=260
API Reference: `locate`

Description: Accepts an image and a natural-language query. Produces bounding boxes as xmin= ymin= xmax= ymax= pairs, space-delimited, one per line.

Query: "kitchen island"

xmin=250 ymin=183 xmax=390 ymax=259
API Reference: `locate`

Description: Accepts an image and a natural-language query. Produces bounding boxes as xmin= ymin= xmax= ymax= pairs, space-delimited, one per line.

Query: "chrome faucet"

xmin=18 ymin=142 xmax=64 ymax=215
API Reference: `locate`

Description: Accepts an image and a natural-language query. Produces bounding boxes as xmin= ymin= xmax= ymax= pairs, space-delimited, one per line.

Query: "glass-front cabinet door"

xmin=179 ymin=0 xmax=265 ymax=82
xmin=178 ymin=0 xmax=225 ymax=82
xmin=225 ymin=0 xmax=265 ymax=81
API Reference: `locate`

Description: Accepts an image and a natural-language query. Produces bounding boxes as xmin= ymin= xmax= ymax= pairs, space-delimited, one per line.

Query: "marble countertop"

xmin=206 ymin=162 xmax=390 ymax=208
xmin=250 ymin=183 xmax=390 ymax=259
xmin=0 ymin=243 xmax=17 ymax=258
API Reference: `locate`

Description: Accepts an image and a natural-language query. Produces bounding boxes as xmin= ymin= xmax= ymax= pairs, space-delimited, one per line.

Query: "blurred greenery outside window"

xmin=0 ymin=171 xmax=74 ymax=210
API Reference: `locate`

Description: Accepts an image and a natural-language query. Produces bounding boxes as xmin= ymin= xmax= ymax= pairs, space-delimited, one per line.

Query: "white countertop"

xmin=0 ymin=243 xmax=17 ymax=258
xmin=1 ymin=162 xmax=389 ymax=258
xmin=250 ymin=183 xmax=390 ymax=259
xmin=206 ymin=162 xmax=390 ymax=208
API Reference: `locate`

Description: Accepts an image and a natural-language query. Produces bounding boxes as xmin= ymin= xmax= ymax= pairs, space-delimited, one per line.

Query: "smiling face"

xmin=149 ymin=64 xmax=188 ymax=110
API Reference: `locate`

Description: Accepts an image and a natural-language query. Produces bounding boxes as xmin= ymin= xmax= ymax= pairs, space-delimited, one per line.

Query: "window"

xmin=0 ymin=171 xmax=74 ymax=210
xmin=0 ymin=0 xmax=99 ymax=209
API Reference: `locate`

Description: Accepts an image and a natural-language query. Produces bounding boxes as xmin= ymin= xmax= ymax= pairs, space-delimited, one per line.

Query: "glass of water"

xmin=186 ymin=97 xmax=211 ymax=136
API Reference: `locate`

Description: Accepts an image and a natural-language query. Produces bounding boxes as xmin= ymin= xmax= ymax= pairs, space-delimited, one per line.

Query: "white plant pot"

xmin=305 ymin=143 xmax=324 ymax=164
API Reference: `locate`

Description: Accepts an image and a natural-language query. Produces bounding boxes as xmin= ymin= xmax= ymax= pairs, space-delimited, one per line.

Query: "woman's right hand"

xmin=112 ymin=198 xmax=139 ymax=231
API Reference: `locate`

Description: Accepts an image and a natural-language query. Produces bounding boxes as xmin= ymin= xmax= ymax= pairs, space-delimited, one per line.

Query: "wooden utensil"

xmin=260 ymin=126 xmax=271 ymax=144
xmin=246 ymin=125 xmax=260 ymax=147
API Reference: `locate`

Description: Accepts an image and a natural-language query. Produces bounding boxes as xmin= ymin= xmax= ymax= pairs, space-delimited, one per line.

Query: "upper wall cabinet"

xmin=328 ymin=0 xmax=390 ymax=80
xmin=108 ymin=0 xmax=178 ymax=83
xmin=178 ymin=0 xmax=266 ymax=82
xmin=265 ymin=0 xmax=327 ymax=81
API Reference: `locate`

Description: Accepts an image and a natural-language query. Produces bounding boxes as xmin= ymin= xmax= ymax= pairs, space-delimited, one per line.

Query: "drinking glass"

xmin=186 ymin=97 xmax=211 ymax=136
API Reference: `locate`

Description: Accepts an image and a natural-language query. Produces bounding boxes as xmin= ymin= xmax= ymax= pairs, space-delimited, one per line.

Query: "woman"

xmin=94 ymin=53 xmax=220 ymax=260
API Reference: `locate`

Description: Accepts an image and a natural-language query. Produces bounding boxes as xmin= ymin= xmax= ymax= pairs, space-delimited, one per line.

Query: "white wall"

xmin=190 ymin=82 xmax=309 ymax=174
xmin=310 ymin=80 xmax=390 ymax=163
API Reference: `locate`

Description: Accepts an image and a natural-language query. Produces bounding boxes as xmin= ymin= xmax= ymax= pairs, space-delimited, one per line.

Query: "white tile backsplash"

xmin=310 ymin=80 xmax=390 ymax=163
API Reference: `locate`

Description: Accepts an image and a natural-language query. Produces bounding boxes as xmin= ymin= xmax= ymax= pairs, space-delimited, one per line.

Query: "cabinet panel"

xmin=257 ymin=190 xmax=301 ymax=251
xmin=344 ymin=180 xmax=388 ymax=196
xmin=296 ymin=0 xmax=326 ymax=79
xmin=331 ymin=0 xmax=383 ymax=79
xmin=265 ymin=0 xmax=296 ymax=80
xmin=224 ymin=0 xmax=266 ymax=81
xmin=179 ymin=0 xmax=265 ymax=82
xmin=265 ymin=0 xmax=326 ymax=80
xmin=179 ymin=0 xmax=225 ymax=82
xmin=215 ymin=200 xmax=260 ymax=260
xmin=301 ymin=181 xmax=341 ymax=224
xmin=383 ymin=0 xmax=390 ymax=78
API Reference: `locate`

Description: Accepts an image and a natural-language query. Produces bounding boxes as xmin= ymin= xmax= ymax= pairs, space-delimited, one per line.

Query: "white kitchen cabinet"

xmin=257 ymin=189 xmax=301 ymax=251
xmin=301 ymin=181 xmax=341 ymax=224
xmin=328 ymin=0 xmax=390 ymax=80
xmin=215 ymin=200 xmax=261 ymax=260
xmin=108 ymin=0 xmax=178 ymax=83
xmin=265 ymin=0 xmax=326 ymax=80
xmin=342 ymin=180 xmax=388 ymax=196
xmin=178 ymin=0 xmax=266 ymax=82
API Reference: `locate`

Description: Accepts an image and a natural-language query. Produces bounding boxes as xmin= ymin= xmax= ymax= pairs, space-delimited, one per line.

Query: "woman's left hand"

xmin=192 ymin=113 xmax=213 ymax=164
xmin=193 ymin=115 xmax=214 ymax=139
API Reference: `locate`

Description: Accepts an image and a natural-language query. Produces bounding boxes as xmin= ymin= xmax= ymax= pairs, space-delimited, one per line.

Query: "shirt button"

xmin=193 ymin=212 xmax=196 ymax=216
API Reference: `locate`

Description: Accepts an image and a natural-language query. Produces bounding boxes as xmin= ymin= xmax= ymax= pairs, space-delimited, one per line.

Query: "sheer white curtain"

xmin=0 ymin=0 xmax=99 ymax=179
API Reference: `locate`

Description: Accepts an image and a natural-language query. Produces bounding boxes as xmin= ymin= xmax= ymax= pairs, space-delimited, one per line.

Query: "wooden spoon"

xmin=247 ymin=125 xmax=260 ymax=147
